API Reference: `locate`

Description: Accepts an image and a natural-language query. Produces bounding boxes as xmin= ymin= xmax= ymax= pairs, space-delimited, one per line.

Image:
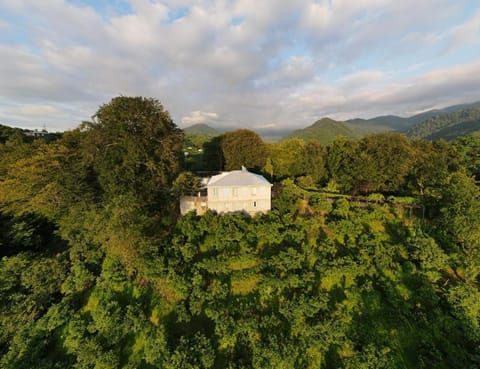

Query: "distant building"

xmin=180 ymin=167 xmax=272 ymax=215
xmin=24 ymin=129 xmax=47 ymax=138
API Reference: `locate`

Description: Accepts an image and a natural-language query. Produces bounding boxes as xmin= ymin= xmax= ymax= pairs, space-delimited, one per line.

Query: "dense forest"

xmin=407 ymin=107 xmax=480 ymax=141
xmin=1 ymin=96 xmax=480 ymax=368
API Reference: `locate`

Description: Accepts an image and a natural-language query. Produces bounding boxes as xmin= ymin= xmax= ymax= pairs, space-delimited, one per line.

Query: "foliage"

xmin=453 ymin=135 xmax=480 ymax=178
xmin=172 ymin=172 xmax=202 ymax=197
xmin=284 ymin=117 xmax=359 ymax=145
xmin=82 ymin=96 xmax=184 ymax=205
xmin=1 ymin=97 xmax=479 ymax=368
xmin=220 ymin=129 xmax=268 ymax=171
xmin=184 ymin=123 xmax=219 ymax=140
xmin=0 ymin=124 xmax=25 ymax=144
xmin=407 ymin=106 xmax=480 ymax=140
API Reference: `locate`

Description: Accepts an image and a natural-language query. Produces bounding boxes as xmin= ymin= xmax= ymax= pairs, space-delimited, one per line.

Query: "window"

xmin=232 ymin=187 xmax=239 ymax=197
xmin=251 ymin=187 xmax=257 ymax=196
xmin=253 ymin=201 xmax=257 ymax=207
xmin=212 ymin=188 xmax=218 ymax=198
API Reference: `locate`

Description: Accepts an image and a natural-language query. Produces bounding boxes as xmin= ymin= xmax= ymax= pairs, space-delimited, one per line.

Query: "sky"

xmin=0 ymin=0 xmax=480 ymax=132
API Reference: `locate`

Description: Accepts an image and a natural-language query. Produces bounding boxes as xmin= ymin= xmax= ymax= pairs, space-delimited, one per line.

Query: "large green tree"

xmin=438 ymin=171 xmax=480 ymax=282
xmin=220 ymin=129 xmax=268 ymax=171
xmin=82 ymin=96 xmax=184 ymax=205
xmin=268 ymin=138 xmax=306 ymax=179
xmin=357 ymin=133 xmax=414 ymax=193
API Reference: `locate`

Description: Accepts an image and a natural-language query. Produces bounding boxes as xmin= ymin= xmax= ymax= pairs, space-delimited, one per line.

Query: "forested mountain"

xmin=1 ymin=96 xmax=480 ymax=368
xmin=407 ymin=106 xmax=480 ymax=140
xmin=289 ymin=102 xmax=480 ymax=143
xmin=415 ymin=105 xmax=480 ymax=140
xmin=184 ymin=123 xmax=220 ymax=137
xmin=346 ymin=115 xmax=409 ymax=131
xmin=284 ymin=118 xmax=360 ymax=144
xmin=347 ymin=101 xmax=480 ymax=133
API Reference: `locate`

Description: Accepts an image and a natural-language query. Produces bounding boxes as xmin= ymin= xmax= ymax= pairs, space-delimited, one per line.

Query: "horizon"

xmin=1 ymin=0 xmax=480 ymax=132
xmin=4 ymin=99 xmax=480 ymax=134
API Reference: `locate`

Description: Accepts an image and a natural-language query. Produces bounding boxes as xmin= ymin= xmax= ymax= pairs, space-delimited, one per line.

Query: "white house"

xmin=180 ymin=167 xmax=272 ymax=215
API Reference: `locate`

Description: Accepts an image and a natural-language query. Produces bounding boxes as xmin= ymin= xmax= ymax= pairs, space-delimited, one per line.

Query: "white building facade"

xmin=180 ymin=168 xmax=272 ymax=215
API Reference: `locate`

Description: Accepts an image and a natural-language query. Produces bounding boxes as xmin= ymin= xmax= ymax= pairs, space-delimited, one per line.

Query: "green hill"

xmin=346 ymin=115 xmax=407 ymax=132
xmin=184 ymin=123 xmax=220 ymax=150
xmin=284 ymin=118 xmax=360 ymax=144
xmin=183 ymin=123 xmax=219 ymax=137
xmin=407 ymin=106 xmax=480 ymax=140
xmin=346 ymin=102 xmax=480 ymax=134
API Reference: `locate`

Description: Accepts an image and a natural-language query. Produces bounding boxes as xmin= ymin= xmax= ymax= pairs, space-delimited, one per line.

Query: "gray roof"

xmin=207 ymin=169 xmax=272 ymax=187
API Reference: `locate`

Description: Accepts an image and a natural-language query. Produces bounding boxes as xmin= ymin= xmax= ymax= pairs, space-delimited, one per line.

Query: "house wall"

xmin=207 ymin=184 xmax=271 ymax=214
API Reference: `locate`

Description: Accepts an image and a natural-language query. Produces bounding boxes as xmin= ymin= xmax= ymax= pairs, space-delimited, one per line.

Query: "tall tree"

xmin=301 ymin=140 xmax=327 ymax=184
xmin=202 ymin=136 xmax=224 ymax=171
xmin=326 ymin=137 xmax=359 ymax=193
xmin=220 ymin=129 xmax=267 ymax=171
xmin=268 ymin=139 xmax=306 ymax=179
xmin=82 ymin=96 xmax=184 ymax=206
xmin=453 ymin=135 xmax=480 ymax=178
xmin=357 ymin=133 xmax=414 ymax=193
xmin=438 ymin=171 xmax=480 ymax=282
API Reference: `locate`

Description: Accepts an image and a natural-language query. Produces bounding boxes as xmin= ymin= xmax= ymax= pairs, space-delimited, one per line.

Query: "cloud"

xmin=0 ymin=101 xmax=87 ymax=131
xmin=256 ymin=123 xmax=277 ymax=129
xmin=301 ymin=0 xmax=467 ymax=65
xmin=0 ymin=0 xmax=479 ymax=132
xmin=337 ymin=70 xmax=386 ymax=91
xmin=14 ymin=104 xmax=59 ymax=115
xmin=285 ymin=61 xmax=480 ymax=122
xmin=255 ymin=56 xmax=315 ymax=88
xmin=442 ymin=10 xmax=480 ymax=53
xmin=181 ymin=111 xmax=219 ymax=126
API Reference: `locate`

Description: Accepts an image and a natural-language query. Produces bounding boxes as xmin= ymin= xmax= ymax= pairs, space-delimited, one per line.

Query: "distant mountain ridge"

xmin=181 ymin=102 xmax=480 ymax=145
xmin=183 ymin=123 xmax=220 ymax=137
xmin=284 ymin=101 xmax=480 ymax=143
xmin=284 ymin=118 xmax=360 ymax=145
xmin=406 ymin=105 xmax=480 ymax=140
xmin=346 ymin=115 xmax=408 ymax=131
xmin=346 ymin=102 xmax=480 ymax=132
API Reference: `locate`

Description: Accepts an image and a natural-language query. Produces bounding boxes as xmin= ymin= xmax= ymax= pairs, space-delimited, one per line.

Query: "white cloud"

xmin=181 ymin=111 xmax=219 ymax=126
xmin=0 ymin=0 xmax=479 ymax=132
xmin=338 ymin=70 xmax=386 ymax=91
xmin=442 ymin=10 xmax=480 ymax=52
xmin=285 ymin=61 xmax=480 ymax=122
xmin=14 ymin=104 xmax=59 ymax=115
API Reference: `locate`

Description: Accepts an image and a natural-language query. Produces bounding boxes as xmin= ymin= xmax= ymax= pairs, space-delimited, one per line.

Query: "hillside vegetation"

xmin=346 ymin=115 xmax=410 ymax=131
xmin=180 ymin=102 xmax=480 ymax=146
xmin=284 ymin=118 xmax=360 ymax=144
xmin=184 ymin=123 xmax=220 ymax=138
xmin=407 ymin=106 xmax=480 ymax=140
xmin=284 ymin=102 xmax=480 ymax=144
xmin=1 ymin=96 xmax=480 ymax=369
xmin=346 ymin=101 xmax=480 ymax=134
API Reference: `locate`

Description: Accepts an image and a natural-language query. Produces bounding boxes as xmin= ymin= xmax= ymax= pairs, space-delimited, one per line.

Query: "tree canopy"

xmin=82 ymin=96 xmax=184 ymax=205
xmin=220 ymin=129 xmax=268 ymax=171
xmin=0 ymin=97 xmax=479 ymax=369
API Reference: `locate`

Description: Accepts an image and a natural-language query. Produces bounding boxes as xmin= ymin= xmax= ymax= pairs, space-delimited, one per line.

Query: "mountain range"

xmin=183 ymin=101 xmax=480 ymax=145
